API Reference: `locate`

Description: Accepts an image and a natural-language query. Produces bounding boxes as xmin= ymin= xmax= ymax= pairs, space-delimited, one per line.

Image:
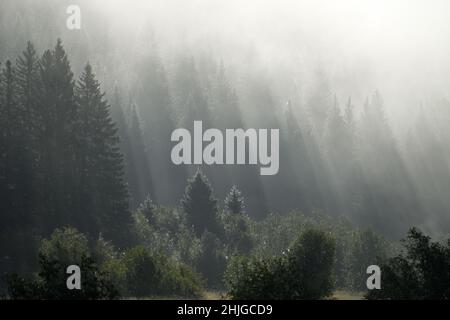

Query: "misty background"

xmin=2 ymin=0 xmax=450 ymax=238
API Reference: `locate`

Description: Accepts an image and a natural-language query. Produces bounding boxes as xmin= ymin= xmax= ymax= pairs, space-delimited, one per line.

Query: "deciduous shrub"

xmin=225 ymin=229 xmax=335 ymax=299
xmin=122 ymin=246 xmax=204 ymax=298
xmin=366 ymin=228 xmax=450 ymax=300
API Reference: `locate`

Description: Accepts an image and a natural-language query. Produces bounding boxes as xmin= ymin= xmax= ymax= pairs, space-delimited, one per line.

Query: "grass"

xmin=331 ymin=290 xmax=364 ymax=300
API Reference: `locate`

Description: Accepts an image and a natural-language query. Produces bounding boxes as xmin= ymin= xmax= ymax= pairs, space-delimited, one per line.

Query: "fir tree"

xmin=127 ymin=103 xmax=153 ymax=206
xmin=135 ymin=45 xmax=181 ymax=204
xmin=222 ymin=186 xmax=253 ymax=255
xmin=36 ymin=39 xmax=77 ymax=234
xmin=224 ymin=185 xmax=245 ymax=215
xmin=181 ymin=169 xmax=219 ymax=237
xmin=76 ymin=63 xmax=132 ymax=247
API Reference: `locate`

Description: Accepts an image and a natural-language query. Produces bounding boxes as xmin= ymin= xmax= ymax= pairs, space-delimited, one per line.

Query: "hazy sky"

xmin=83 ymin=0 xmax=450 ymax=125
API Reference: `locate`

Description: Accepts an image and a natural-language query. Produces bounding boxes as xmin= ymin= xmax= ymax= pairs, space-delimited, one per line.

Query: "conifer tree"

xmin=76 ymin=63 xmax=132 ymax=246
xmin=181 ymin=169 xmax=219 ymax=237
xmin=222 ymin=186 xmax=253 ymax=254
xmin=135 ymin=46 xmax=180 ymax=204
xmin=110 ymin=88 xmax=135 ymax=208
xmin=36 ymin=39 xmax=77 ymax=234
xmin=127 ymin=103 xmax=153 ymax=206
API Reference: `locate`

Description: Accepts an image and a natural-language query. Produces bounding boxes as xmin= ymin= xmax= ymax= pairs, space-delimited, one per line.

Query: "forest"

xmin=1 ymin=0 xmax=450 ymax=300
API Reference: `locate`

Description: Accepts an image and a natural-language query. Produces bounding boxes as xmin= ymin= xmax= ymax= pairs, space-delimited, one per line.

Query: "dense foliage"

xmin=1 ymin=38 xmax=448 ymax=300
xmin=366 ymin=228 xmax=450 ymax=300
xmin=224 ymin=229 xmax=335 ymax=299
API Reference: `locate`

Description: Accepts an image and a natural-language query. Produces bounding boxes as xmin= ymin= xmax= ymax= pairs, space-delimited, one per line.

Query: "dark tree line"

xmin=0 ymin=40 xmax=131 ymax=277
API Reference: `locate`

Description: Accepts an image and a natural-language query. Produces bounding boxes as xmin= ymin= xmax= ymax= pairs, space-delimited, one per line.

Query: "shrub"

xmin=286 ymin=229 xmax=335 ymax=299
xmin=6 ymin=228 xmax=119 ymax=300
xmin=196 ymin=231 xmax=227 ymax=289
xmin=225 ymin=229 xmax=335 ymax=300
xmin=122 ymin=246 xmax=203 ymax=298
xmin=366 ymin=228 xmax=450 ymax=300
xmin=224 ymin=255 xmax=289 ymax=300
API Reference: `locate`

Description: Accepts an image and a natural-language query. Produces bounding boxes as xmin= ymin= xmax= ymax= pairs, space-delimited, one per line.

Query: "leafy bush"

xmin=225 ymin=229 xmax=335 ymax=299
xmin=6 ymin=228 xmax=119 ymax=300
xmin=196 ymin=231 xmax=227 ymax=289
xmin=132 ymin=204 xmax=201 ymax=266
xmin=225 ymin=255 xmax=288 ymax=300
xmin=345 ymin=229 xmax=387 ymax=291
xmin=286 ymin=229 xmax=335 ymax=299
xmin=122 ymin=246 xmax=204 ymax=298
xmin=251 ymin=211 xmax=388 ymax=291
xmin=366 ymin=228 xmax=450 ymax=300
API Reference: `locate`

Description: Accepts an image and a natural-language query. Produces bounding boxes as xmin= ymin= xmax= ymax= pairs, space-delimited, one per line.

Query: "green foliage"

xmin=132 ymin=203 xmax=201 ymax=266
xmin=366 ymin=228 xmax=450 ymax=300
xmin=6 ymin=228 xmax=119 ymax=300
xmin=122 ymin=246 xmax=203 ymax=298
xmin=252 ymin=211 xmax=388 ymax=291
xmin=286 ymin=229 xmax=335 ymax=299
xmin=222 ymin=186 xmax=254 ymax=255
xmin=225 ymin=255 xmax=288 ymax=300
xmin=225 ymin=229 xmax=336 ymax=300
xmin=345 ymin=229 xmax=387 ymax=291
xmin=196 ymin=231 xmax=227 ymax=289
xmin=181 ymin=169 xmax=220 ymax=237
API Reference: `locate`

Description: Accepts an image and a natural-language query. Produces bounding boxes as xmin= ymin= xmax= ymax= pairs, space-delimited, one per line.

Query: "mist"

xmin=2 ymin=0 xmax=450 ymax=238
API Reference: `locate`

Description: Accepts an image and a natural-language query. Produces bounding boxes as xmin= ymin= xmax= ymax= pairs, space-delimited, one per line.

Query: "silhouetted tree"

xmin=76 ymin=63 xmax=132 ymax=246
xmin=181 ymin=169 xmax=219 ymax=237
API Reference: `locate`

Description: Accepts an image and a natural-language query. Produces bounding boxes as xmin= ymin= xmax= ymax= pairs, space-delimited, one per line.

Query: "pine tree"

xmin=76 ymin=63 xmax=132 ymax=247
xmin=173 ymin=56 xmax=212 ymax=128
xmin=110 ymin=87 xmax=134 ymax=208
xmin=36 ymin=39 xmax=77 ymax=234
xmin=322 ymin=96 xmax=354 ymax=213
xmin=222 ymin=186 xmax=253 ymax=255
xmin=127 ymin=103 xmax=153 ymax=207
xmin=224 ymin=186 xmax=245 ymax=215
xmin=135 ymin=46 xmax=183 ymax=204
xmin=0 ymin=61 xmax=18 ymax=274
xmin=209 ymin=63 xmax=268 ymax=217
xmin=357 ymin=92 xmax=418 ymax=235
xmin=181 ymin=169 xmax=219 ymax=237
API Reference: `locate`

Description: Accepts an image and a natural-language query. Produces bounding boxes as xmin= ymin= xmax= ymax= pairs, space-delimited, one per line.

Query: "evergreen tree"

xmin=127 ymin=103 xmax=153 ymax=207
xmin=109 ymin=87 xmax=135 ymax=208
xmin=208 ymin=62 xmax=268 ymax=217
xmin=134 ymin=45 xmax=179 ymax=204
xmin=222 ymin=186 xmax=253 ymax=255
xmin=173 ymin=56 xmax=212 ymax=128
xmin=76 ymin=63 xmax=132 ymax=247
xmin=36 ymin=39 xmax=78 ymax=234
xmin=181 ymin=169 xmax=219 ymax=237
xmin=322 ymin=96 xmax=355 ymax=213
xmin=357 ymin=92 xmax=418 ymax=236
xmin=224 ymin=186 xmax=245 ymax=215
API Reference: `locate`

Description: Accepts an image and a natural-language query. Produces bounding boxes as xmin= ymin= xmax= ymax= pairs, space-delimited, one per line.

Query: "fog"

xmin=96 ymin=0 xmax=450 ymax=123
xmin=2 ymin=0 xmax=450 ymax=239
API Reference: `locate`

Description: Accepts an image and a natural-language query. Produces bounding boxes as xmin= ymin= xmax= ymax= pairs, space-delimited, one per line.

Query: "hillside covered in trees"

xmin=1 ymin=0 xmax=450 ymax=300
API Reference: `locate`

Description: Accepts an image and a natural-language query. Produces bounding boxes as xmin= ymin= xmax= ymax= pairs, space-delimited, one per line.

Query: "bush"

xmin=345 ymin=229 xmax=387 ymax=291
xmin=132 ymin=205 xmax=201 ymax=266
xmin=366 ymin=228 xmax=450 ymax=300
xmin=286 ymin=229 xmax=335 ymax=299
xmin=225 ymin=255 xmax=289 ymax=300
xmin=6 ymin=228 xmax=119 ymax=300
xmin=225 ymin=229 xmax=335 ymax=300
xmin=222 ymin=211 xmax=253 ymax=255
xmin=196 ymin=231 xmax=227 ymax=289
xmin=122 ymin=246 xmax=203 ymax=298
